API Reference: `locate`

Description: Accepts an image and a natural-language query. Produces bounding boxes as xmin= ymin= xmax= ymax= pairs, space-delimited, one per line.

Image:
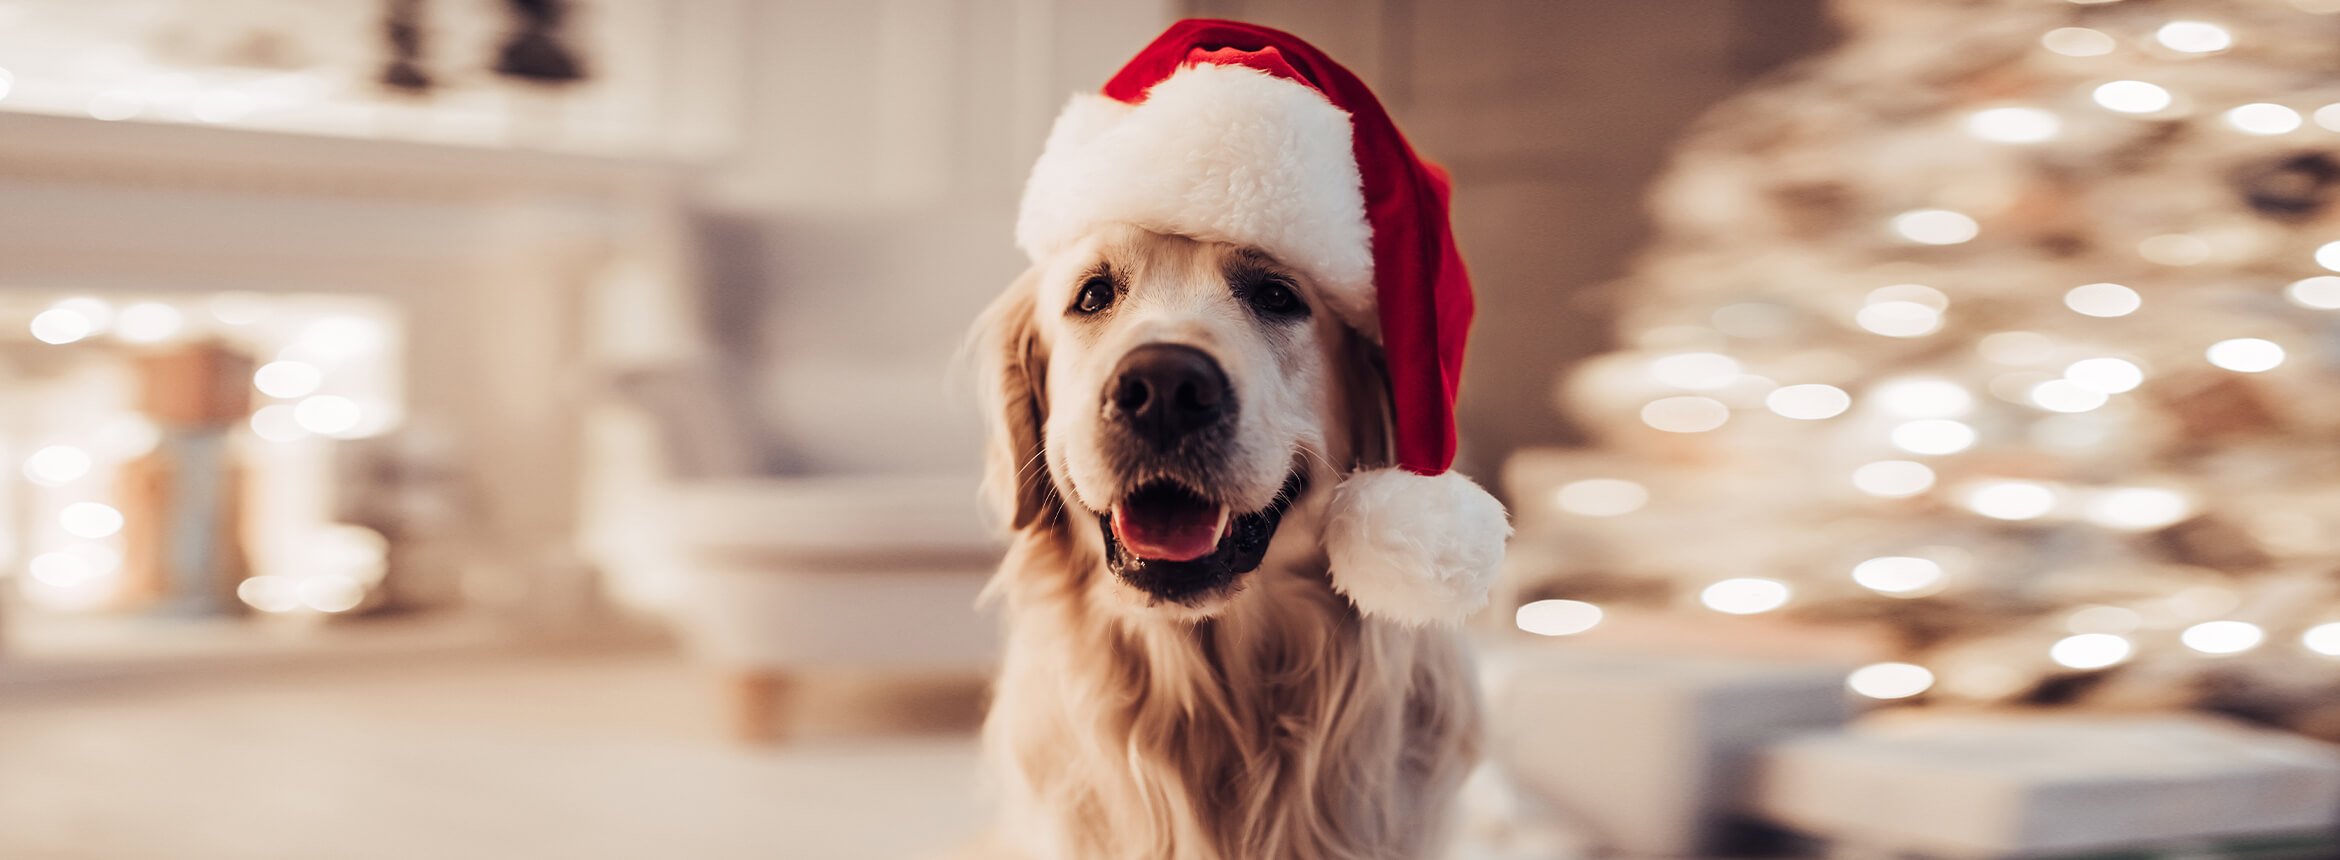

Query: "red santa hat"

xmin=1017 ymin=19 xmax=1510 ymax=626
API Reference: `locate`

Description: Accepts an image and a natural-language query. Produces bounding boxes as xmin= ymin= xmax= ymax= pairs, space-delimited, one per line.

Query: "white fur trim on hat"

xmin=1324 ymin=467 xmax=1510 ymax=626
xmin=1017 ymin=62 xmax=1377 ymax=332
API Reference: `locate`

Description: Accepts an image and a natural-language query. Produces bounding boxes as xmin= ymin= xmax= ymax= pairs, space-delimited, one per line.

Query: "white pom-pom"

xmin=1324 ymin=468 xmax=1511 ymax=626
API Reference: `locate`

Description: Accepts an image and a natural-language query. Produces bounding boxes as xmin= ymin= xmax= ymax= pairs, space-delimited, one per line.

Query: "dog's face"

xmin=978 ymin=224 xmax=1383 ymax=617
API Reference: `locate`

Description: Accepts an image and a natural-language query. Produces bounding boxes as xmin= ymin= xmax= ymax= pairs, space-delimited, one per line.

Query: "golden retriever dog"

xmin=969 ymin=222 xmax=1482 ymax=860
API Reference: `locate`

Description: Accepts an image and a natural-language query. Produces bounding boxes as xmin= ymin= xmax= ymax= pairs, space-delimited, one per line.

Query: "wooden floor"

xmin=0 ymin=650 xmax=988 ymax=860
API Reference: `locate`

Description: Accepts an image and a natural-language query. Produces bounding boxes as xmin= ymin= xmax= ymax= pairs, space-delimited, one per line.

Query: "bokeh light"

xmin=2205 ymin=338 xmax=2285 ymax=373
xmin=1847 ymin=662 xmax=1934 ymax=699
xmin=1554 ymin=479 xmax=1649 ymax=517
xmin=2051 ymin=633 xmax=2134 ymax=669
xmin=1700 ymin=577 xmax=1791 ymax=614
xmin=2181 ymin=620 xmax=2265 ymax=655
xmin=1515 ymin=599 xmax=1604 ymax=636
xmin=1641 ymin=396 xmax=1730 ymax=433
xmin=1852 ymin=460 xmax=1936 ymax=498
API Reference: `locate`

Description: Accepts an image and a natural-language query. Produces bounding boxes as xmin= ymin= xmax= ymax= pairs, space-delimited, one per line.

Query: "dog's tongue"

xmin=1112 ymin=484 xmax=1226 ymax=562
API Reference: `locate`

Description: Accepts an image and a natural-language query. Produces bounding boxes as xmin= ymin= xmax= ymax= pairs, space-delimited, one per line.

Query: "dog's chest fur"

xmin=984 ymin=537 xmax=1481 ymax=860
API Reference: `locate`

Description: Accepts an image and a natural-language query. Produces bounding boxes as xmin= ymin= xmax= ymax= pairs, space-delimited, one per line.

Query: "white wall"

xmin=689 ymin=0 xmax=1174 ymax=475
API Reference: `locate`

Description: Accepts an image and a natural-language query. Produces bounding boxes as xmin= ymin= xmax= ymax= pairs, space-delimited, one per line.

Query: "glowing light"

xmin=1979 ymin=331 xmax=2055 ymax=364
xmin=2317 ymin=241 xmax=2340 ymax=272
xmin=2205 ymin=338 xmax=2284 ymax=373
xmin=2286 ymin=276 xmax=2340 ymax=309
xmin=1890 ymin=209 xmax=1979 ymax=245
xmin=2042 ymin=27 xmax=2115 ymax=57
xmin=59 ymin=502 xmax=124 ymax=539
xmin=1852 ymin=556 xmax=1945 ymax=596
xmin=1515 ymin=599 xmax=1604 ymax=636
xmin=1847 ymin=663 xmax=1934 ymax=700
xmin=2051 ymin=633 xmax=2134 ymax=669
xmin=2067 ymin=605 xmax=2142 ymax=634
xmin=253 ymin=361 xmax=323 ymax=399
xmin=2225 ymin=103 xmax=2301 ymax=135
xmin=29 ymin=552 xmax=96 ymax=588
xmin=297 ymin=573 xmax=367 ymax=613
xmin=2064 ymin=358 xmax=2143 ymax=393
xmin=1766 ymin=384 xmax=1851 ymax=420
xmin=23 ymin=445 xmax=92 ymax=487
xmin=2093 ymin=80 xmax=2172 ymax=114
xmin=2085 ymin=488 xmax=2192 ymax=531
xmin=115 ymin=302 xmax=183 ymax=343
xmin=0 ymin=67 xmax=12 ymax=102
xmin=1641 ymin=396 xmax=1729 ymax=433
xmin=293 ymin=395 xmax=364 ymax=437
xmin=1964 ymin=480 xmax=2056 ymax=520
xmin=2029 ymin=379 xmax=2109 ymax=413
xmin=1700 ymin=578 xmax=1791 ymax=615
xmin=1554 ymin=479 xmax=1648 ymax=517
xmin=1852 ymin=460 xmax=1936 ymax=498
xmin=2063 ymin=283 xmax=2140 ymax=317
xmin=2138 ymin=234 xmax=2211 ymax=266
xmin=2155 ymin=21 xmax=2232 ymax=53
xmin=1650 ymin=352 xmax=1741 ymax=390
xmin=1965 ymin=107 xmax=2060 ymax=143
xmin=1891 ymin=419 xmax=1976 ymax=455
xmin=2304 ymin=622 xmax=2340 ymax=657
xmin=86 ymin=89 xmax=143 ymax=121
xmin=1855 ymin=301 xmax=1944 ymax=338
xmin=1872 ymin=378 xmax=1972 ymax=418
xmin=237 ymin=576 xmax=300 ymax=613
xmin=2317 ymin=104 xmax=2340 ymax=132
xmin=2181 ymin=620 xmax=2265 ymax=655
xmin=95 ymin=415 xmax=161 ymax=460
xmin=29 ymin=308 xmax=93 ymax=345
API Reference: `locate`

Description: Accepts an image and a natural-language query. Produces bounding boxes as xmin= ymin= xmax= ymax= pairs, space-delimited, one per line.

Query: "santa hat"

xmin=1017 ymin=19 xmax=1510 ymax=626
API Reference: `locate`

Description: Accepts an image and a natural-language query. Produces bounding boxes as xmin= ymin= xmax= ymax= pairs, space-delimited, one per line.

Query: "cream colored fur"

xmin=970 ymin=227 xmax=1483 ymax=859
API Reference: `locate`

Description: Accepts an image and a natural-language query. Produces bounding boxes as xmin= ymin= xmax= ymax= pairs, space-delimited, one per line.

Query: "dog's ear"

xmin=974 ymin=268 xmax=1058 ymax=530
xmin=1336 ymin=321 xmax=1395 ymax=471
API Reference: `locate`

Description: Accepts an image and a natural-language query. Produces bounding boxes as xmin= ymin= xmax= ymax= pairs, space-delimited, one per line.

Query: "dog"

xmin=969 ymin=222 xmax=1483 ymax=860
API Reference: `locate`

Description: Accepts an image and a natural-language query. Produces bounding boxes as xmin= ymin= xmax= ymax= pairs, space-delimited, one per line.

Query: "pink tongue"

xmin=1112 ymin=499 xmax=1224 ymax=562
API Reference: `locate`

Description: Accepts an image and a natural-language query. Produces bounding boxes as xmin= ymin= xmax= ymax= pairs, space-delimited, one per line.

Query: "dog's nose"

xmin=1107 ymin=344 xmax=1232 ymax=446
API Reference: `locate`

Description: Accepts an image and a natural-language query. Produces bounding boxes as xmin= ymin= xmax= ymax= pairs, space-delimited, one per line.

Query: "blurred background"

xmin=7 ymin=0 xmax=2340 ymax=858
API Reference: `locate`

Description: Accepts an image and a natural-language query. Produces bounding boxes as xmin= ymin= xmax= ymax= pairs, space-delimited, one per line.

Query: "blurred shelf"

xmin=0 ymin=110 xmax=686 ymax=201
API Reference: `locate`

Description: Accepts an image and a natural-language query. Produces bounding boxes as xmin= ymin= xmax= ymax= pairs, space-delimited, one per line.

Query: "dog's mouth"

xmin=1101 ymin=471 xmax=1308 ymax=605
xmin=1110 ymin=482 xmax=1229 ymax=563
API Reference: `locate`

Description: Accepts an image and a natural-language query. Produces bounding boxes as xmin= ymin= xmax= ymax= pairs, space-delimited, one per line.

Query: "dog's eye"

xmin=1072 ymin=277 xmax=1115 ymax=315
xmin=1245 ymin=279 xmax=1307 ymax=319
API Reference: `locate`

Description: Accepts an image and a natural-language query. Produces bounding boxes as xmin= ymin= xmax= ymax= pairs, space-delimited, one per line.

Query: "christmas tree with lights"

xmin=1506 ymin=0 xmax=2340 ymax=738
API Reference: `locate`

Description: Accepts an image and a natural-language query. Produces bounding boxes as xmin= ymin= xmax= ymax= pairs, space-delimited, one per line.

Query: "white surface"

xmin=0 ymin=652 xmax=986 ymax=860
xmin=658 ymin=474 xmax=1003 ymax=670
xmin=686 ymin=566 xmax=999 ymax=670
xmin=660 ymin=474 xmax=996 ymax=556
xmin=1484 ymin=645 xmax=1851 ymax=857
xmin=1752 ymin=713 xmax=2340 ymax=858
